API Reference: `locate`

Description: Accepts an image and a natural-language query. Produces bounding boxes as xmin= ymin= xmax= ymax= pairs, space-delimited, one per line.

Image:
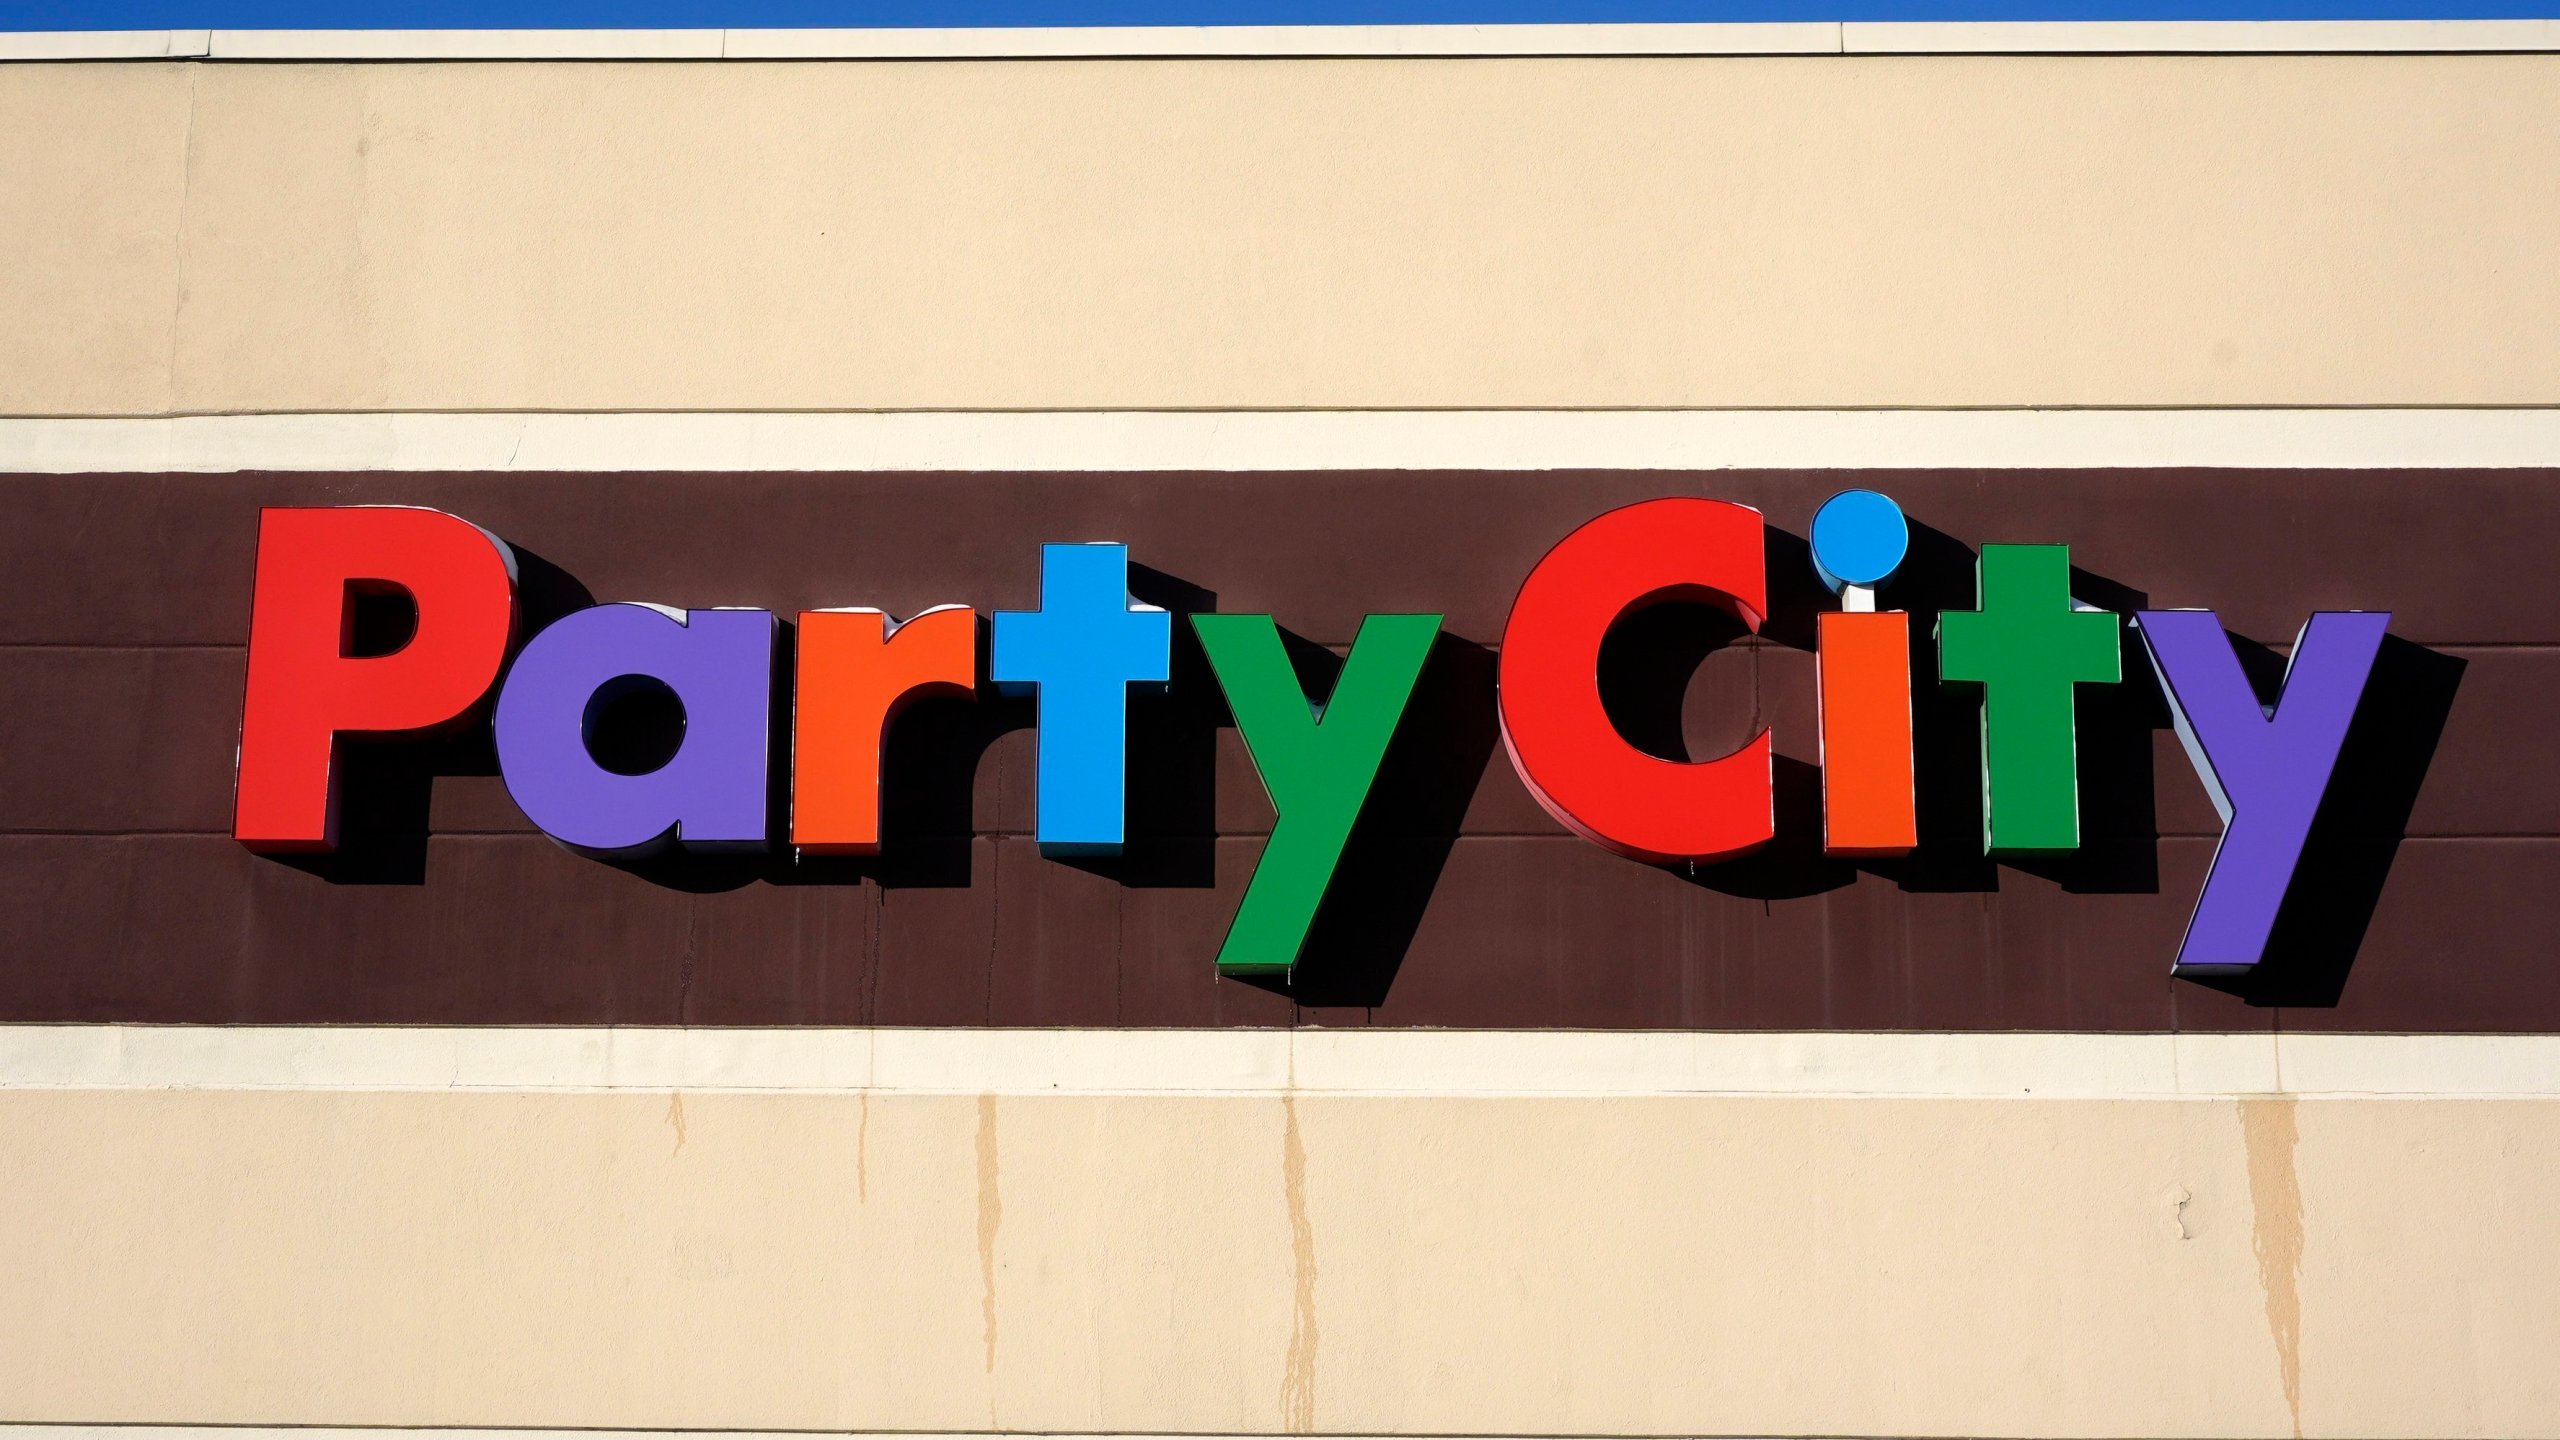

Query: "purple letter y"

xmin=2133 ymin=610 xmax=2390 ymax=974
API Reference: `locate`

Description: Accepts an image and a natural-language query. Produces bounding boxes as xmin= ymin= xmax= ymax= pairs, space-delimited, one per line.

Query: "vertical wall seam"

xmin=162 ymin=63 xmax=201 ymax=420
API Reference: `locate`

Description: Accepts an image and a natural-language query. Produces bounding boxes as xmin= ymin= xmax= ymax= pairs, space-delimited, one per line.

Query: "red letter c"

xmin=1497 ymin=498 xmax=1773 ymax=864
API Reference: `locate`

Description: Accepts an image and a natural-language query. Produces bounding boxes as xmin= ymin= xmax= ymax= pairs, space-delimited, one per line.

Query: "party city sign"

xmin=231 ymin=493 xmax=2395 ymax=982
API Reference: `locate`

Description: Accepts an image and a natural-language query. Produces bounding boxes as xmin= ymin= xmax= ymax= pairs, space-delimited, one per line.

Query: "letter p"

xmin=233 ymin=506 xmax=518 ymax=852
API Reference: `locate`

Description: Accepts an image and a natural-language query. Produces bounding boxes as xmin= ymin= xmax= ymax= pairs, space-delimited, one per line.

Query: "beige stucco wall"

xmin=1 ymin=1087 xmax=2556 ymax=1439
xmin=5 ymin=56 xmax=2560 ymax=415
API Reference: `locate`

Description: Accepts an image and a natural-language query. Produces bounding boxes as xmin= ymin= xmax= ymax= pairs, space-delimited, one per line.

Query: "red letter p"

xmin=233 ymin=506 xmax=518 ymax=852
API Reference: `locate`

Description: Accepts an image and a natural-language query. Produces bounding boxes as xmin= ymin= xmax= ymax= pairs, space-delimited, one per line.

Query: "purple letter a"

xmin=2133 ymin=610 xmax=2390 ymax=974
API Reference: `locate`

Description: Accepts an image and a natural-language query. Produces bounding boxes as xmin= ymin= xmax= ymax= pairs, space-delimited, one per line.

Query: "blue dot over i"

xmin=1810 ymin=489 xmax=1910 ymax=594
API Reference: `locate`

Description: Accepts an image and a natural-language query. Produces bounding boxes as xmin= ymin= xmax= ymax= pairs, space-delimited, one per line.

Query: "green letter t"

xmin=1937 ymin=544 xmax=2121 ymax=855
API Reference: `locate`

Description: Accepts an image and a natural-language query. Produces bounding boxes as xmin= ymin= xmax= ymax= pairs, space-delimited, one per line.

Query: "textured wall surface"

xmin=7 ymin=1089 xmax=2560 ymax=1438
xmin=6 ymin=58 xmax=2560 ymax=413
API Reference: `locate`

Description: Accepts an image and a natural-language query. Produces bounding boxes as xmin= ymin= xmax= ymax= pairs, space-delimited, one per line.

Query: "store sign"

xmin=231 ymin=495 xmax=2390 ymax=980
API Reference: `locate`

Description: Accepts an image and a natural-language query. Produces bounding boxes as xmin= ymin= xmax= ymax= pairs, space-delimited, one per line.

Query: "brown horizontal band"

xmin=0 ymin=467 xmax=2546 ymax=1030
xmin=1 ymin=469 xmax=2550 ymax=647
xmin=1 ymin=833 xmax=2553 ymax=1030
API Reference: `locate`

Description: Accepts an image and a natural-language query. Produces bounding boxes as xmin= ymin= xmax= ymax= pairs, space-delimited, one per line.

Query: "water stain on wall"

xmin=977 ymin=1092 xmax=1003 ymax=1377
xmin=1281 ymin=1093 xmax=1319 ymax=1435
xmin=2241 ymin=1096 xmax=2306 ymax=1439
xmin=665 ymin=1090 xmax=686 ymax=1154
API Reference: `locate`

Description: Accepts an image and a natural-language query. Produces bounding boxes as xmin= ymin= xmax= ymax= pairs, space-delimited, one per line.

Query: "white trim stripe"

xmin=208 ymin=27 xmax=726 ymax=56
xmin=6 ymin=408 xmax=2560 ymax=473
xmin=0 ymin=28 xmax=210 ymax=57
xmin=7 ymin=1431 xmax=1569 ymax=1440
xmin=5 ymin=1026 xmax=2560 ymax=1099
xmin=1845 ymin=17 xmax=2560 ymax=50
xmin=729 ymin=21 xmax=1840 ymax=54
xmin=3 ymin=19 xmax=2558 ymax=59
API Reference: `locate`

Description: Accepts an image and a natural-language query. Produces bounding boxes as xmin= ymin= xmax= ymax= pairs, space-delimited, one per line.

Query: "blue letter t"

xmin=990 ymin=544 xmax=1173 ymax=854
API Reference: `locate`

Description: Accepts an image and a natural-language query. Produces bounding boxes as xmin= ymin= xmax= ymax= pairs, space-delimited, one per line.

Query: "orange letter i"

xmin=1809 ymin=491 xmax=1918 ymax=857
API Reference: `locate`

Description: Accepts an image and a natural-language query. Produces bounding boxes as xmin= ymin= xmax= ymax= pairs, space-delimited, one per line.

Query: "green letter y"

xmin=1192 ymin=613 xmax=1442 ymax=976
